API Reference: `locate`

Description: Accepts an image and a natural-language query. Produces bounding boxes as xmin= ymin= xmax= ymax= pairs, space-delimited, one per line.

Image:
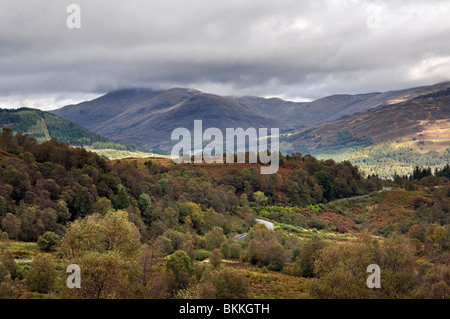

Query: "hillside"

xmin=0 ymin=130 xmax=449 ymax=299
xmin=231 ymin=86 xmax=418 ymax=128
xmin=52 ymin=82 xmax=450 ymax=154
xmin=281 ymin=83 xmax=450 ymax=177
xmin=0 ymin=107 xmax=110 ymax=145
xmin=52 ymin=88 xmax=285 ymax=150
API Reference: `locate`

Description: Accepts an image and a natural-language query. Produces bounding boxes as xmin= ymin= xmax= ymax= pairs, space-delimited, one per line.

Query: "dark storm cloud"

xmin=1 ymin=0 xmax=450 ymax=109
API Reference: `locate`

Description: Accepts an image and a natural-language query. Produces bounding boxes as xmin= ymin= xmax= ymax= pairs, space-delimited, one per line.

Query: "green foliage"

xmin=214 ymin=269 xmax=251 ymax=299
xmin=37 ymin=231 xmax=60 ymax=252
xmin=254 ymin=191 xmax=268 ymax=207
xmin=296 ymin=236 xmax=326 ymax=277
xmin=115 ymin=185 xmax=130 ymax=210
xmin=349 ymin=144 xmax=450 ymax=179
xmin=165 ymin=250 xmax=195 ymax=288
xmin=194 ymin=249 xmax=210 ymax=261
xmin=0 ymin=108 xmax=110 ymax=145
xmin=315 ymin=170 xmax=336 ymax=202
xmin=138 ymin=193 xmax=152 ymax=214
xmin=92 ymin=198 xmax=114 ymax=216
xmin=205 ymin=227 xmax=226 ymax=251
xmin=73 ymin=187 xmax=94 ymax=218
xmin=158 ymin=178 xmax=169 ymax=195
xmin=220 ymin=242 xmax=231 ymax=259
xmin=0 ymin=129 xmax=449 ymax=299
xmin=25 ymin=255 xmax=57 ymax=293
xmin=209 ymin=248 xmax=222 ymax=268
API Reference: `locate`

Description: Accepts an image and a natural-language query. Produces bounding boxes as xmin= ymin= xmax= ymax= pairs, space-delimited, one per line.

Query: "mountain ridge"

xmin=51 ymin=81 xmax=450 ymax=152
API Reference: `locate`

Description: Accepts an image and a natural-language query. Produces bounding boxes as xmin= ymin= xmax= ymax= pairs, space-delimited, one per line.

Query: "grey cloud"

xmin=0 ymin=0 xmax=450 ymax=107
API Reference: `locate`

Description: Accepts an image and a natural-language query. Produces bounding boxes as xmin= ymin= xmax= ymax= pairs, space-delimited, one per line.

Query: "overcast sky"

xmin=1 ymin=0 xmax=450 ymax=110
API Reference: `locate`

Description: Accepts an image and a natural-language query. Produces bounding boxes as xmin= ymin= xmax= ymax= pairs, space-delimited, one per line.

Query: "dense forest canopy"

xmin=0 ymin=128 xmax=449 ymax=299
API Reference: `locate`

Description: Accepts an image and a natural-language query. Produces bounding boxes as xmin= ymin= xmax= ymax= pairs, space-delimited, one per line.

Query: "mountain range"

xmin=51 ymin=82 xmax=450 ymax=155
xmin=281 ymin=82 xmax=450 ymax=155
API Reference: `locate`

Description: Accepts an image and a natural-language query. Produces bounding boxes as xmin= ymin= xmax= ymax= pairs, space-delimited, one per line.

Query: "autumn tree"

xmin=59 ymin=210 xmax=141 ymax=298
xmin=209 ymin=248 xmax=222 ymax=268
xmin=1 ymin=213 xmax=21 ymax=240
xmin=205 ymin=227 xmax=226 ymax=251
xmin=214 ymin=269 xmax=250 ymax=299
xmin=37 ymin=231 xmax=60 ymax=252
xmin=115 ymin=184 xmax=130 ymax=210
xmin=165 ymin=250 xmax=195 ymax=289
xmin=309 ymin=237 xmax=376 ymax=299
xmin=138 ymin=193 xmax=152 ymax=216
xmin=92 ymin=197 xmax=114 ymax=216
xmin=25 ymin=255 xmax=57 ymax=293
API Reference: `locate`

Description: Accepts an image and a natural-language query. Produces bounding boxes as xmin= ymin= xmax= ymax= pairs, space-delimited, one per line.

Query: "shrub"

xmin=220 ymin=242 xmax=230 ymax=259
xmin=195 ymin=249 xmax=210 ymax=261
xmin=214 ymin=269 xmax=250 ymax=299
xmin=165 ymin=250 xmax=195 ymax=288
xmin=229 ymin=243 xmax=242 ymax=259
xmin=37 ymin=231 xmax=61 ymax=252
xmin=25 ymin=255 xmax=57 ymax=293
xmin=209 ymin=249 xmax=222 ymax=268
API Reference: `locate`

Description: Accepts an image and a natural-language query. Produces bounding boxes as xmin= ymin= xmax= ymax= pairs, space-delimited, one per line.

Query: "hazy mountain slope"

xmin=53 ymin=88 xmax=285 ymax=150
xmin=51 ymin=81 xmax=450 ymax=152
xmin=232 ymin=86 xmax=427 ymax=127
xmin=52 ymin=88 xmax=163 ymax=130
xmin=283 ymin=84 xmax=450 ymax=152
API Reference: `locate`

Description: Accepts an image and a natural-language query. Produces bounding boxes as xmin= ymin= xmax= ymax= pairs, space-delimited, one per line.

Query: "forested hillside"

xmin=0 ymin=108 xmax=110 ymax=145
xmin=0 ymin=129 xmax=449 ymax=299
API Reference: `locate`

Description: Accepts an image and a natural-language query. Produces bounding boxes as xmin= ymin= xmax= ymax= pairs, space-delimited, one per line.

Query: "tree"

xmin=37 ymin=231 xmax=60 ymax=252
xmin=309 ymin=238 xmax=375 ymax=298
xmin=0 ymin=196 xmax=6 ymax=218
xmin=55 ymin=199 xmax=71 ymax=224
xmin=315 ymin=170 xmax=335 ymax=202
xmin=296 ymin=236 xmax=325 ymax=277
xmin=432 ymin=226 xmax=448 ymax=249
xmin=65 ymin=251 xmax=140 ymax=299
xmin=158 ymin=178 xmax=169 ymax=195
xmin=25 ymin=255 xmax=57 ymax=293
xmin=1 ymin=213 xmax=21 ymax=240
xmin=138 ymin=193 xmax=152 ymax=214
xmin=376 ymin=234 xmax=417 ymax=299
xmin=214 ymin=269 xmax=250 ymax=299
xmin=265 ymin=240 xmax=286 ymax=271
xmin=0 ymin=127 xmax=14 ymax=153
xmin=209 ymin=248 xmax=222 ymax=268
xmin=115 ymin=184 xmax=130 ymax=210
xmin=220 ymin=242 xmax=230 ymax=259
xmin=165 ymin=250 xmax=195 ymax=288
xmin=205 ymin=227 xmax=226 ymax=251
xmin=59 ymin=210 xmax=141 ymax=259
xmin=254 ymin=191 xmax=268 ymax=208
xmin=59 ymin=211 xmax=141 ymax=298
xmin=0 ymin=251 xmax=16 ymax=279
xmin=229 ymin=243 xmax=242 ymax=259
xmin=73 ymin=187 xmax=94 ymax=219
xmin=92 ymin=197 xmax=114 ymax=216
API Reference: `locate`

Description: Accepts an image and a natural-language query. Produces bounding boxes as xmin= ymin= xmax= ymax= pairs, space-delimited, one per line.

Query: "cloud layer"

xmin=1 ymin=0 xmax=450 ymax=109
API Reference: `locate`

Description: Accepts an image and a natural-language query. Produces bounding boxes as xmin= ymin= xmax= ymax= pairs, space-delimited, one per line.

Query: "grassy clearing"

xmin=222 ymin=261 xmax=311 ymax=299
xmin=7 ymin=241 xmax=39 ymax=260
xmin=87 ymin=148 xmax=167 ymax=160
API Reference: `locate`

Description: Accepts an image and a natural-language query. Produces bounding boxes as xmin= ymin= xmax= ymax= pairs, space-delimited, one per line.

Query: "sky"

xmin=0 ymin=0 xmax=450 ymax=110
